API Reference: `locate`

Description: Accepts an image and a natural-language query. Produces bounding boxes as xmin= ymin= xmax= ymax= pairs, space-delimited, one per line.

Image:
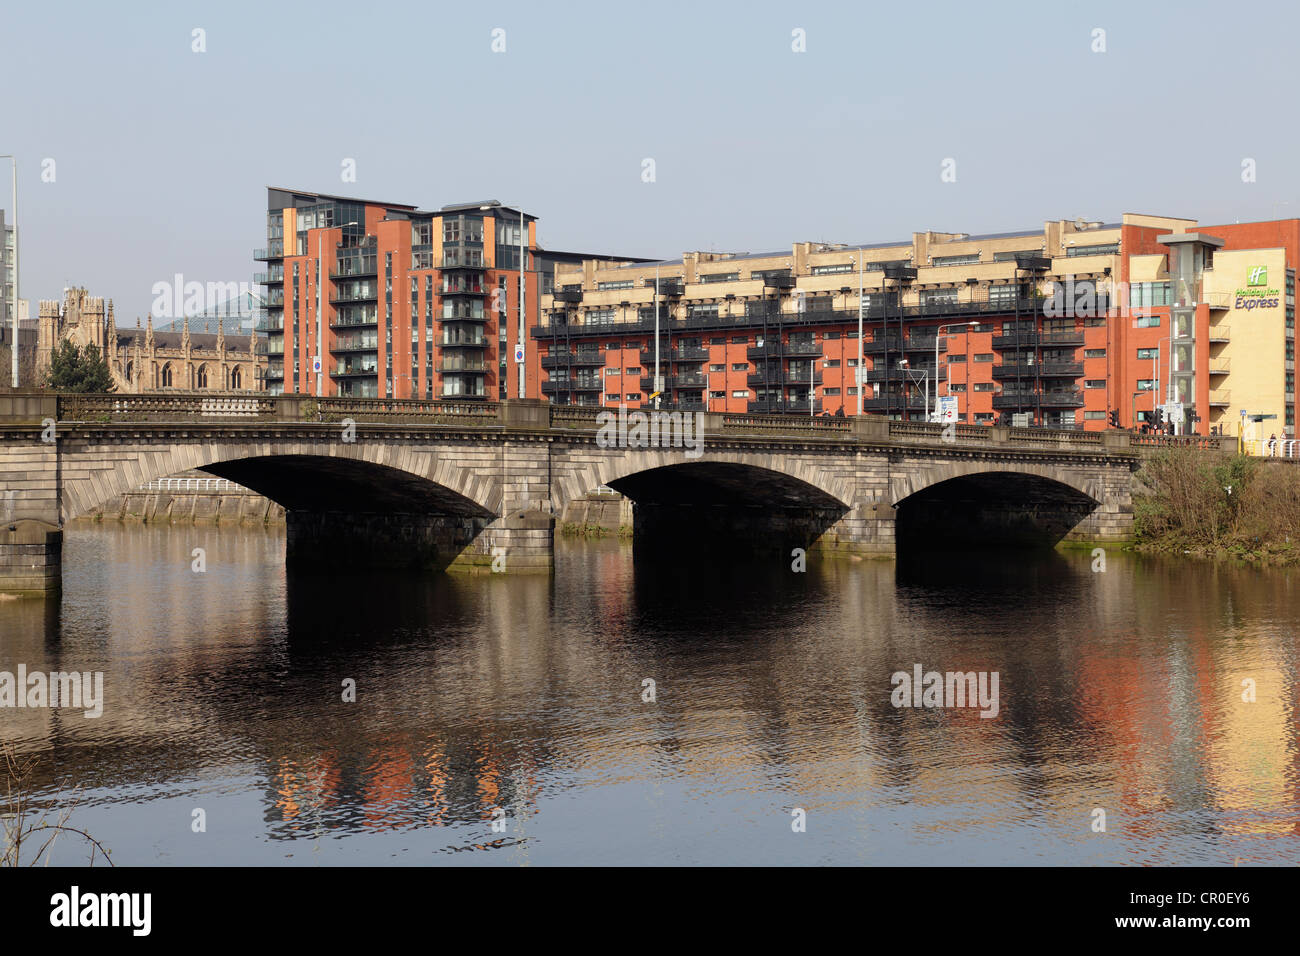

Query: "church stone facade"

xmin=37 ymin=288 xmax=263 ymax=392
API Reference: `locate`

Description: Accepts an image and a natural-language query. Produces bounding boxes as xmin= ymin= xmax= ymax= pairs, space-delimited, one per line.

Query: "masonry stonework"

xmin=0 ymin=396 xmax=1159 ymax=596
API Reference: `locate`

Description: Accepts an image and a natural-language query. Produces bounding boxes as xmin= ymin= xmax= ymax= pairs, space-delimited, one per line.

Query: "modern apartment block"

xmin=537 ymin=213 xmax=1300 ymax=436
xmin=255 ymin=188 xmax=642 ymax=399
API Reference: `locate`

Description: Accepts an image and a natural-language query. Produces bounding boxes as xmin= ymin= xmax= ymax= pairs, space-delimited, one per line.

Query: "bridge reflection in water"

xmin=4 ymin=523 xmax=1294 ymax=864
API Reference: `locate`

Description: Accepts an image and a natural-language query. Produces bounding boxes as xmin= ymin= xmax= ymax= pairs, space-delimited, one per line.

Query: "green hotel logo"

xmin=1247 ymin=266 xmax=1268 ymax=286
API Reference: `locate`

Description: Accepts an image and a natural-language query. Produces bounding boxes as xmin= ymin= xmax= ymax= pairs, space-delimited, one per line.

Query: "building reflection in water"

xmin=1 ymin=525 xmax=1296 ymax=863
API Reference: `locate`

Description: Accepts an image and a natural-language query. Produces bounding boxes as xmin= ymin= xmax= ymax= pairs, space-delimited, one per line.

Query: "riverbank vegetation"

xmin=2 ymin=744 xmax=113 ymax=866
xmin=1134 ymin=447 xmax=1300 ymax=563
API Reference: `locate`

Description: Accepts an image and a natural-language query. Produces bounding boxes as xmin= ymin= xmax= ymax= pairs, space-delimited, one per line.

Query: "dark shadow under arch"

xmin=604 ymin=461 xmax=851 ymax=560
xmin=895 ymin=471 xmax=1098 ymax=555
xmin=200 ymin=455 xmax=497 ymax=570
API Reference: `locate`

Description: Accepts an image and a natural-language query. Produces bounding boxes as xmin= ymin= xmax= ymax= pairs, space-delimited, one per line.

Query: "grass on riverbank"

xmin=1134 ymin=447 xmax=1300 ymax=563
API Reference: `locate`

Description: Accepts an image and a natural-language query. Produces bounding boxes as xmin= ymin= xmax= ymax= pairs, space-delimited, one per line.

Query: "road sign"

xmin=312 ymin=358 xmax=321 ymax=373
xmin=514 ymin=346 xmax=525 ymax=363
xmin=1164 ymin=401 xmax=1184 ymax=425
xmin=1012 ymin=412 xmax=1031 ymax=428
xmin=855 ymin=366 xmax=867 ymax=385
xmin=934 ymin=395 xmax=959 ymax=423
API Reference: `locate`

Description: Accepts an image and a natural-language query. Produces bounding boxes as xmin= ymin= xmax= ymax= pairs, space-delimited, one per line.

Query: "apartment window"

xmin=710 ymin=337 xmax=725 ymax=345
xmin=1085 ymin=410 xmax=1107 ymax=421
xmin=597 ymin=280 xmax=634 ymax=291
xmin=947 ymin=354 xmax=966 ymax=363
xmin=606 ymin=393 xmax=620 ymax=402
xmin=973 ymin=382 xmax=996 ymax=392
xmin=688 ymin=304 xmax=719 ymax=318
xmin=606 ymin=342 xmax=619 ymax=350
xmin=624 ymin=340 xmax=641 ymax=348
xmin=699 ymin=272 xmax=739 ymax=283
xmin=974 ymin=353 xmax=994 ymax=362
xmin=847 ymin=358 xmax=859 ymax=367
xmin=948 ymin=383 xmax=966 ymax=393
xmin=710 ymin=364 xmax=725 ymax=372
xmin=585 ymin=308 xmax=616 ymax=326
xmin=1136 ymin=348 xmax=1157 ymax=360
xmin=1067 ymin=242 xmax=1120 ymax=257
xmin=606 ymin=368 xmax=620 ymax=377
xmin=1129 ymin=282 xmax=1172 ymax=308
xmin=824 ymin=359 xmax=841 ymax=368
xmin=825 ymin=331 xmax=840 ymax=340
xmin=932 ymin=253 xmax=980 ymax=268
xmin=988 ymin=285 xmax=1018 ymax=306
xmin=1134 ymin=315 xmax=1161 ymax=328
xmin=626 ymin=366 xmax=642 ymax=376
xmin=992 ymin=250 xmax=1039 ymax=262
xmin=731 ymin=390 xmax=750 ymax=398
xmin=1084 ymin=316 xmax=1106 ymax=327
xmin=824 ymin=388 xmax=841 ymax=396
xmin=1085 ymin=380 xmax=1106 ymax=389
xmin=975 ymin=412 xmax=994 ymax=422
xmin=1084 ymin=348 xmax=1106 ymax=358
xmin=847 ymin=387 xmax=859 ymax=396
xmin=710 ymin=390 xmax=726 ymax=399
xmin=625 ymin=393 xmax=641 ymax=401
xmin=731 ymin=363 xmax=747 ymax=371
xmin=921 ymin=288 xmax=960 ymax=306
xmin=1137 ymin=379 xmax=1155 ymax=390
xmin=731 ymin=335 xmax=748 ymax=344
xmin=810 ymin=263 xmax=853 ymax=276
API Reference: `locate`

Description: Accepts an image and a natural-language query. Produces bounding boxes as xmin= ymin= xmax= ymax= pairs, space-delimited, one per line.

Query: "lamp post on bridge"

xmin=898 ymin=358 xmax=928 ymax=421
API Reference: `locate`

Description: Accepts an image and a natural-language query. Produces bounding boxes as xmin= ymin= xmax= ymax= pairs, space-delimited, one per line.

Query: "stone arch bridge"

xmin=0 ymin=393 xmax=1230 ymax=596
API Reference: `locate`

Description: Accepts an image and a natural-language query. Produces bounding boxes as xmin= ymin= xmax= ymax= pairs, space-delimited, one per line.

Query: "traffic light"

xmin=1108 ymin=409 xmax=1120 ymax=428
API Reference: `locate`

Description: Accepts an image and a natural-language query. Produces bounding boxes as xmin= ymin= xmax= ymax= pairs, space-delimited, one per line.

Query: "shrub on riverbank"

xmin=1134 ymin=447 xmax=1300 ymax=561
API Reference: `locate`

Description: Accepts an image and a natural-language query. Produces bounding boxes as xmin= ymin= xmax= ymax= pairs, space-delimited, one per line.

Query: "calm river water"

xmin=1 ymin=524 xmax=1297 ymax=865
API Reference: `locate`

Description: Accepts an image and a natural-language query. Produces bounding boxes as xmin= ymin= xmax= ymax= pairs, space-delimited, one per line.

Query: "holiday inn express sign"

xmin=1235 ymin=266 xmax=1279 ymax=310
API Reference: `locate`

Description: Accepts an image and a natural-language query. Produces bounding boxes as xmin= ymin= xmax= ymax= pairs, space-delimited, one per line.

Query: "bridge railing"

xmin=1007 ymin=426 xmax=1102 ymax=446
xmin=313 ymin=397 xmax=500 ymax=425
xmin=1132 ymin=433 xmax=1238 ymax=453
xmin=0 ymin=392 xmax=1178 ymax=455
xmin=888 ymin=421 xmax=992 ymax=443
xmin=720 ymin=413 xmax=852 ymax=436
xmin=59 ymin=393 xmax=279 ymax=422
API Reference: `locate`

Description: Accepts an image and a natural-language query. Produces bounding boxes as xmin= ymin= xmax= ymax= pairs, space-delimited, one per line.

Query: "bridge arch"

xmin=892 ymin=464 xmax=1103 ymax=552
xmin=553 ymin=447 xmax=853 ymax=516
xmin=60 ymin=439 xmax=500 ymax=522
xmin=555 ymin=449 xmax=854 ymax=558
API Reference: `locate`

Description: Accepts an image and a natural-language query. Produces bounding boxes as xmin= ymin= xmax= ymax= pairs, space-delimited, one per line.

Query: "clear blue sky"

xmin=6 ymin=0 xmax=1300 ymax=320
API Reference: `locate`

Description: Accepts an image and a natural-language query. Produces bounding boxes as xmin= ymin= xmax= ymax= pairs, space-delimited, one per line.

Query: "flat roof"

xmin=1158 ymin=232 xmax=1225 ymax=248
xmin=267 ymin=186 xmax=417 ymax=211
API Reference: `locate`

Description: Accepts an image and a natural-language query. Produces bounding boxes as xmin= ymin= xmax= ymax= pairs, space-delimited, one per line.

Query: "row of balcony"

xmin=989 ymin=361 xmax=1084 ymax=379
xmin=991 ymin=389 xmax=1085 ymax=409
xmin=541 ymin=296 xmax=1103 ymax=332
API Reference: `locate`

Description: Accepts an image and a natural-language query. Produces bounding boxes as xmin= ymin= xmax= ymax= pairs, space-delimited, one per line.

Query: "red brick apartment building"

xmin=536 ymin=213 xmax=1298 ymax=436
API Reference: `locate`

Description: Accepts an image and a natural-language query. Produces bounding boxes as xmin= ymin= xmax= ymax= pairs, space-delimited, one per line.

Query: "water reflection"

xmin=0 ymin=524 xmax=1296 ymax=865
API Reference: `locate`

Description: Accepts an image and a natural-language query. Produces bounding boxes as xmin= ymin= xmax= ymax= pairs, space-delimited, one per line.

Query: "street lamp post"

xmin=518 ymin=207 xmax=525 ymax=400
xmin=857 ymin=250 xmax=864 ymax=416
xmin=899 ymin=359 xmax=928 ymax=421
xmin=480 ymin=204 xmax=528 ymax=400
xmin=654 ymin=265 xmax=661 ymax=410
xmin=1131 ymin=389 xmax=1151 ymax=431
xmin=1 ymin=155 xmax=17 ymax=388
xmin=809 ymin=358 xmax=815 ymax=418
